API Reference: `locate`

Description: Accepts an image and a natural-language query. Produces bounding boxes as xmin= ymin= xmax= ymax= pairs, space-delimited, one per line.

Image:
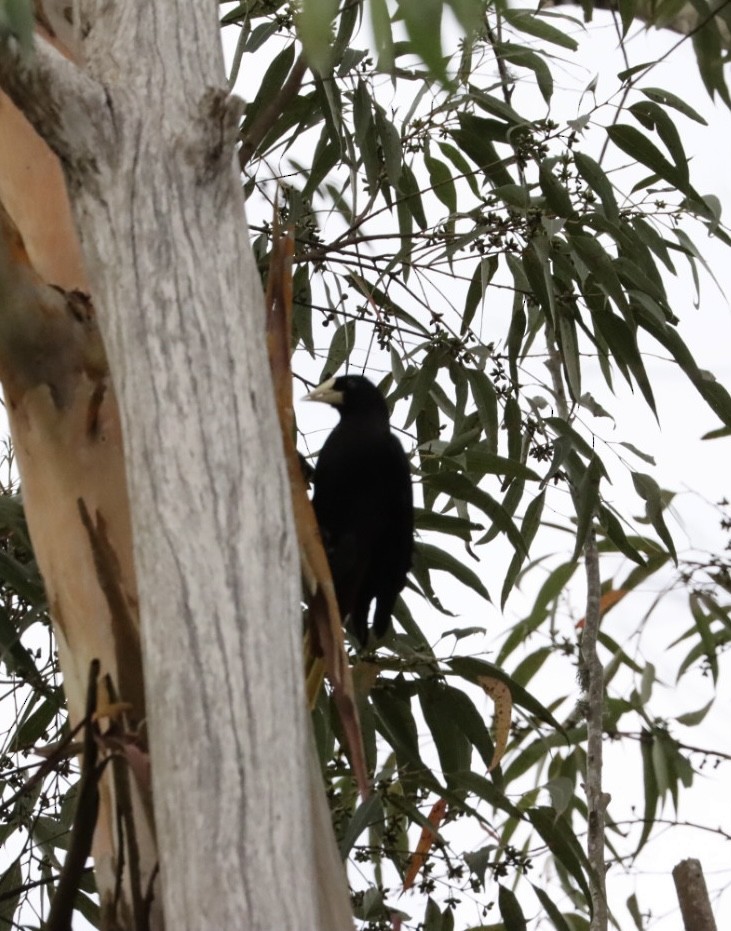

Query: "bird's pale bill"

xmin=305 ymin=377 xmax=345 ymax=406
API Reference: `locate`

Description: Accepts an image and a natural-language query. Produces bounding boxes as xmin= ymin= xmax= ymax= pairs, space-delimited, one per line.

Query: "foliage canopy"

xmin=0 ymin=0 xmax=730 ymax=927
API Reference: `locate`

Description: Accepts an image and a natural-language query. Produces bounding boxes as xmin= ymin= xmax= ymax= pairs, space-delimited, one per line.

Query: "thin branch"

xmin=0 ymin=721 xmax=86 ymax=819
xmin=582 ymin=528 xmax=608 ymax=931
xmin=545 ymin=327 xmax=607 ymax=929
xmin=45 ymin=659 xmax=102 ymax=931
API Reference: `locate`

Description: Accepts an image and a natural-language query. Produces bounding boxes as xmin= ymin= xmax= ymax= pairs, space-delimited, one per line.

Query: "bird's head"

xmin=305 ymin=375 xmax=390 ymax=419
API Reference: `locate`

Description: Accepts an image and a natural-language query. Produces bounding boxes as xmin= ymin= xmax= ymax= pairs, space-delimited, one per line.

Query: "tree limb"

xmin=0 ymin=32 xmax=109 ymax=171
xmin=543 ymin=0 xmax=731 ymax=48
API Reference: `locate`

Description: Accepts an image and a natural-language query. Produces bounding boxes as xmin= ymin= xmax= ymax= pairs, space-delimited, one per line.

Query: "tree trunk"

xmin=0 ymin=4 xmax=352 ymax=929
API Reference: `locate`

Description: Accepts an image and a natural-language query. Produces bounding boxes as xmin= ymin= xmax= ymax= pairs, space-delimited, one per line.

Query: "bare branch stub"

xmin=673 ymin=858 xmax=718 ymax=931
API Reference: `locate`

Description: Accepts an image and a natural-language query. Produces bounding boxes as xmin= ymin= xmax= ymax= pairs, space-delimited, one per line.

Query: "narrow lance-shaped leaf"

xmin=318 ymin=320 xmax=356 ymax=382
xmin=502 ymin=491 xmax=545 ymax=608
xmin=574 ymin=151 xmax=619 ymax=222
xmin=629 ymin=100 xmax=689 ymax=187
xmin=424 ymin=471 xmax=528 ymax=556
xmin=631 ymin=471 xmax=677 ymax=564
xmin=416 ymin=541 xmax=491 ymax=602
xmin=498 ymin=884 xmax=528 ymax=931
xmin=571 ymin=454 xmax=603 ymax=562
xmin=298 ymin=0 xmax=339 ymax=71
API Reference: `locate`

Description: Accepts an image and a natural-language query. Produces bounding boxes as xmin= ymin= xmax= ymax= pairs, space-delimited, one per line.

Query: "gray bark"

xmin=0 ymin=3 xmax=352 ymax=929
xmin=673 ymin=859 xmax=718 ymax=931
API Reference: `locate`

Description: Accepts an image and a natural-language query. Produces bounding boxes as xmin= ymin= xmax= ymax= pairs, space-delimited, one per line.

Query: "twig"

xmin=44 ymin=660 xmax=102 ymax=931
xmin=582 ymin=529 xmax=608 ymax=931
xmin=0 ymin=722 xmax=86 ymax=819
xmin=105 ymin=675 xmax=148 ymax=931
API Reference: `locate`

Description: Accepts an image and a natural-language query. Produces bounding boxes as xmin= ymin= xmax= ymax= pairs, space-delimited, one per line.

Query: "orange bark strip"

xmin=265 ymin=222 xmax=370 ymax=798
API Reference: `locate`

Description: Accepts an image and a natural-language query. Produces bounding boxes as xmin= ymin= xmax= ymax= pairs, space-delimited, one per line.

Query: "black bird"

xmin=306 ymin=374 xmax=413 ymax=646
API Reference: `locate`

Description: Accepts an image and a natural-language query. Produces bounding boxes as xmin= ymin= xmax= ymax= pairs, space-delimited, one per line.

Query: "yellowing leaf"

xmin=476 ymin=676 xmax=512 ymax=771
xmin=576 ymin=587 xmax=628 ymax=629
xmin=402 ymin=797 xmax=448 ymax=891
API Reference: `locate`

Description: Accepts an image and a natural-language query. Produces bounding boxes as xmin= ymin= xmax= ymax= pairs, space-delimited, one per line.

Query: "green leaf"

xmin=637 ymin=731 xmax=659 ymax=854
xmin=450 ymin=770 xmax=522 ymax=819
xmin=424 ymin=471 xmax=528 ymax=556
xmin=499 ymin=44 xmax=554 ymax=103
xmin=414 ymin=509 xmax=483 ymax=540
xmin=375 ymin=107 xmax=402 ymax=186
xmin=464 ymin=447 xmax=541 ymax=482
xmin=443 ymin=688 xmax=496 ymax=773
xmin=557 ymin=308 xmax=581 ymax=402
xmin=498 ymin=884 xmax=527 ymax=931
xmin=633 ymin=302 xmax=731 ymax=428
xmin=501 ymin=492 xmax=545 ymax=608
xmin=13 ymin=691 xmax=61 ymax=750
xmin=400 ymin=0 xmax=447 ymax=82
xmin=590 ymin=309 xmax=657 ymax=416
xmin=569 ymin=233 xmax=629 ymax=314
xmin=574 ymin=151 xmax=619 ymax=221
xmin=691 ymin=9 xmax=730 ymax=108
xmin=399 ymin=162 xmax=428 ymax=230
xmin=533 ymin=884 xmax=574 ymax=931
xmin=417 ymin=680 xmax=473 ymax=784
xmin=241 ymin=43 xmax=296 ymax=140
xmin=339 ymin=793 xmax=384 ymax=858
xmin=606 ymin=124 xmax=683 ymax=190
xmin=675 ymin=699 xmax=714 ymax=727
xmin=571 ymin=454 xmax=603 ymax=561
xmin=543 ymin=417 xmax=607 ymax=473
xmin=539 ymin=162 xmax=575 ymax=217
xmin=416 ymin=541 xmax=491 ymax=602
xmin=640 ymin=87 xmax=707 ymax=124
xmin=353 ymin=79 xmax=380 ymax=191
xmin=318 ymin=320 xmax=356 ymax=382
xmin=463 ymin=258 xmax=498 ymax=336
xmin=527 ymin=807 xmax=591 ymax=905
xmin=629 ymin=100 xmax=689 ymax=186
xmin=597 ymin=505 xmax=646 ymax=566
xmin=298 ymin=0 xmax=339 ymax=71
xmin=438 ymin=141 xmax=480 ymax=197
xmin=425 ymin=152 xmax=457 ymax=213
xmin=370 ymin=0 xmax=394 ymax=68
xmin=631 ymin=472 xmax=677 ymax=564
xmin=465 ymin=368 xmax=498 ymax=450
xmin=451 ymin=114 xmax=515 ymax=187
xmin=0 ymin=0 xmax=33 ymax=54
xmin=0 ymin=858 xmax=22 ymax=926
xmin=497 ymin=562 xmax=578 ymax=665
xmin=502 ymin=8 xmax=579 ymax=50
